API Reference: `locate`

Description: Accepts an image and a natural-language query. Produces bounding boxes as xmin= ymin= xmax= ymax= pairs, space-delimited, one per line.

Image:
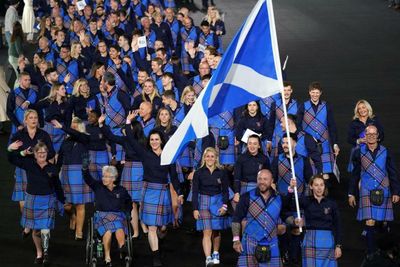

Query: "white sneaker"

xmin=205 ymin=256 xmax=214 ymax=266
xmin=212 ymin=252 xmax=220 ymax=264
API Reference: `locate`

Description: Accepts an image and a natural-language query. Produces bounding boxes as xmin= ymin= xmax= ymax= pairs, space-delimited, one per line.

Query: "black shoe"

xmin=119 ymin=244 xmax=127 ymax=259
xmin=43 ymin=252 xmax=50 ymax=266
xmin=105 ymin=261 xmax=112 ymax=267
xmin=152 ymin=250 xmax=162 ymax=267
xmin=22 ymin=230 xmax=30 ymax=240
xmin=75 ymin=236 xmax=84 ymax=241
xmin=34 ymin=257 xmax=43 ymax=264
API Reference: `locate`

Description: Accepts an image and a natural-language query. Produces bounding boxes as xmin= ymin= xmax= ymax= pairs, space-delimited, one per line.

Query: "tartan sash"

xmin=278 ymin=154 xmax=304 ymax=194
xmin=14 ymin=87 xmax=37 ymax=124
xmin=209 ymin=111 xmax=234 ymax=129
xmin=172 ymin=107 xmax=185 ymax=127
xmin=192 ymin=75 xmax=203 ymax=96
xmin=180 ymin=27 xmax=198 ymax=45
xmin=104 ymin=89 xmax=125 ymax=128
xmin=166 ymin=19 xmax=179 ymax=47
xmin=245 ymin=190 xmax=282 ymax=242
xmin=140 ymin=118 xmax=155 ymax=137
xmin=260 ymin=96 xmax=275 ymax=119
xmin=360 ymin=145 xmax=389 ymax=190
xmin=106 ymin=59 xmax=129 ymax=92
xmin=302 ymin=101 xmax=329 ymax=142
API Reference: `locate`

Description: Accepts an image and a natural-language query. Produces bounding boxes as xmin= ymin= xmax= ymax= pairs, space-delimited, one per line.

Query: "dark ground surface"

xmin=1 ymin=0 xmax=400 ymax=266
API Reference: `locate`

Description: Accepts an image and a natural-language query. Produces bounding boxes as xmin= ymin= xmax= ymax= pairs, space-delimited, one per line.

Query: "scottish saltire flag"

xmin=161 ymin=0 xmax=283 ymax=165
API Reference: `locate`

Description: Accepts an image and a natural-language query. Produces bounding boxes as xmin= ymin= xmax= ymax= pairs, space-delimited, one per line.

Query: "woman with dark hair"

xmin=87 ymin=62 xmax=106 ymax=96
xmin=235 ymin=101 xmax=270 ymax=154
xmin=153 ymin=107 xmax=177 ymax=140
xmin=8 ymin=141 xmax=64 ymax=265
xmin=98 ymin=114 xmax=147 ymax=239
xmin=125 ymin=111 xmax=183 ymax=267
xmin=233 ymin=134 xmax=270 ymax=203
xmin=9 ymin=21 xmax=24 ymax=81
xmin=288 ymin=175 xmax=342 ymax=266
xmin=93 ymin=40 xmax=110 ymax=65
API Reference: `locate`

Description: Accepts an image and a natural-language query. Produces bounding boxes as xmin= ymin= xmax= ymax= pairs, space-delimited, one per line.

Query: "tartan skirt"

xmin=43 ymin=122 xmax=65 ymax=153
xmin=237 ymin=235 xmax=281 ymax=267
xmin=301 ymin=230 xmax=337 ymax=267
xmin=21 ymin=193 xmax=57 ymax=230
xmin=196 ymin=193 xmax=231 ymax=231
xmin=12 ymin=167 xmax=27 ymax=201
xmin=94 ymin=211 xmax=128 ymax=236
xmin=357 ymin=186 xmax=393 ymax=221
xmin=121 ymin=161 xmax=143 ymax=202
xmin=61 ymin=164 xmax=94 ymax=204
xmin=240 ymin=182 xmax=257 ymax=195
xmin=88 ymin=150 xmax=110 ymax=181
xmin=140 ymin=182 xmax=173 ymax=227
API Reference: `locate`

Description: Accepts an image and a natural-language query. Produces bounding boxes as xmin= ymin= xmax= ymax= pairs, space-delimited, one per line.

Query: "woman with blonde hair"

xmin=204 ymin=6 xmax=225 ymax=54
xmin=9 ymin=109 xmax=55 ymax=212
xmin=30 ymin=83 xmax=70 ymax=153
xmin=133 ymin=78 xmax=162 ymax=117
xmin=69 ymin=78 xmax=97 ymax=122
xmin=347 ymin=99 xmax=384 ymax=172
xmin=192 ymin=147 xmax=230 ymax=266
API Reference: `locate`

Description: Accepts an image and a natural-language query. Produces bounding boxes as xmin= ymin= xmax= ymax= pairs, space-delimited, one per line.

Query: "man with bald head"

xmin=348 ymin=125 xmax=400 ymax=257
xmin=232 ymin=169 xmax=286 ymax=266
xmin=138 ymin=101 xmax=155 ymax=137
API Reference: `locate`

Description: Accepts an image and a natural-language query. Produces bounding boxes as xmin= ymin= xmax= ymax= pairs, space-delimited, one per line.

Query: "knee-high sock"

xmin=365 ymin=225 xmax=376 ymax=254
xmin=41 ymin=229 xmax=51 ymax=253
xmin=289 ymin=234 xmax=302 ymax=261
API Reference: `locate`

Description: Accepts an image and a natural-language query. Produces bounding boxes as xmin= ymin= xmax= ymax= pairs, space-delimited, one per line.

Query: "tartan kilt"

xmin=301 ymin=230 xmax=337 ymax=267
xmin=240 ymin=182 xmax=257 ymax=195
xmin=196 ymin=193 xmax=231 ymax=231
xmin=176 ymin=146 xmax=193 ymax=168
xmin=181 ymin=50 xmax=191 ymax=72
xmin=357 ymin=186 xmax=393 ymax=221
xmin=61 ymin=164 xmax=94 ymax=204
xmin=12 ymin=167 xmax=27 ymax=201
xmin=88 ymin=150 xmax=110 ymax=181
xmin=237 ymin=235 xmax=281 ymax=267
xmin=21 ymin=193 xmax=57 ymax=230
xmin=94 ymin=211 xmax=128 ymax=236
xmin=321 ymin=140 xmax=335 ymax=174
xmin=140 ymin=182 xmax=173 ymax=226
xmin=121 ymin=161 xmax=143 ymax=202
xmin=210 ymin=127 xmax=236 ymax=165
xmin=43 ymin=122 xmax=65 ymax=153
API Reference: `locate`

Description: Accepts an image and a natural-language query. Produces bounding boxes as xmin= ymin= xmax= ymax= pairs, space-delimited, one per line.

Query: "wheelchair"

xmin=85 ymin=215 xmax=134 ymax=266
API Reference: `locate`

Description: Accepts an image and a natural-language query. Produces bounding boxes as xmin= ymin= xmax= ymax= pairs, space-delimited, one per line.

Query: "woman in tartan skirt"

xmin=125 ymin=111 xmax=183 ymax=267
xmin=82 ymin=163 xmax=132 ymax=267
xmin=192 ymin=147 xmax=230 ymax=267
xmin=98 ymin=114 xmax=147 ymax=239
xmin=54 ymin=118 xmax=93 ymax=241
xmin=289 ymin=175 xmax=342 ymax=267
xmin=9 ymin=109 xmax=55 ymax=212
xmin=8 ymin=141 xmax=64 ymax=265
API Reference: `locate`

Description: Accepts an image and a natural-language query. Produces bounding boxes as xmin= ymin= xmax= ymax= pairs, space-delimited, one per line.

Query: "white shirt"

xmin=5 ymin=6 xmax=19 ymax=33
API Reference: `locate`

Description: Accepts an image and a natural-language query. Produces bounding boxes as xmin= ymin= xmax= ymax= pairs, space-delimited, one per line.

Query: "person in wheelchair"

xmin=82 ymin=157 xmax=132 ymax=267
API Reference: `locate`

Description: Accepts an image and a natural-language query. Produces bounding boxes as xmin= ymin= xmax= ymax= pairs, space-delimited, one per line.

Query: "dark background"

xmin=1 ymin=0 xmax=400 ymax=266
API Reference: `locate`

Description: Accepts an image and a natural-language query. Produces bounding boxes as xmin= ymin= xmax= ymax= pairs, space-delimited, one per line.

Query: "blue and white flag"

xmin=161 ymin=0 xmax=283 ymax=165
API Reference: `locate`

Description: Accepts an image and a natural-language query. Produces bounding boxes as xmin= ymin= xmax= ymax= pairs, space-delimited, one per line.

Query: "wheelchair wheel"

xmin=86 ymin=217 xmax=94 ymax=266
xmin=124 ymin=218 xmax=134 ymax=267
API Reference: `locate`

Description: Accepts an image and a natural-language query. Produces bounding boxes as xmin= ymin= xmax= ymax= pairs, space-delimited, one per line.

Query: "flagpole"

xmin=280 ymin=88 xmax=303 ymax=233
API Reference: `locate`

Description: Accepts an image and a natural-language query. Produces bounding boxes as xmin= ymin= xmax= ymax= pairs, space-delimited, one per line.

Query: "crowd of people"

xmin=3 ymin=0 xmax=400 ymax=266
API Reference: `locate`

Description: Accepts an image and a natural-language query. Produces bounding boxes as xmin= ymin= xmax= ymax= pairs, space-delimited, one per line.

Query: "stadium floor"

xmin=1 ymin=0 xmax=400 ymax=266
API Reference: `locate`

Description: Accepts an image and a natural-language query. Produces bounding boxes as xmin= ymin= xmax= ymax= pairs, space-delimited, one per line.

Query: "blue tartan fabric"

xmin=121 ymin=161 xmax=143 ymax=202
xmin=357 ymin=145 xmax=393 ymax=221
xmin=88 ymin=150 xmax=110 ymax=181
xmin=180 ymin=27 xmax=198 ymax=72
xmin=61 ymin=164 xmax=94 ymax=204
xmin=196 ymin=193 xmax=231 ymax=230
xmin=301 ymin=101 xmax=334 ymax=173
xmin=21 ymin=193 xmax=57 ymax=230
xmin=277 ymin=154 xmax=305 ymax=196
xmin=97 ymin=89 xmax=126 ymax=129
xmin=240 ymin=182 xmax=257 ymax=195
xmin=106 ymin=60 xmax=130 ymax=93
xmin=43 ymin=122 xmax=65 ymax=153
xmin=237 ymin=235 xmax=281 ymax=267
xmin=12 ymin=167 xmax=27 ymax=201
xmin=259 ymin=96 xmax=275 ymax=119
xmin=191 ymin=75 xmax=204 ymax=96
xmin=270 ymin=98 xmax=297 ymax=157
xmin=94 ymin=211 xmax=128 ymax=236
xmin=209 ymin=111 xmax=236 ymax=165
xmin=301 ymin=230 xmax=337 ymax=267
xmin=176 ymin=146 xmax=193 ymax=168
xmin=140 ymin=182 xmax=173 ymax=226
xmin=11 ymin=87 xmax=37 ymax=135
